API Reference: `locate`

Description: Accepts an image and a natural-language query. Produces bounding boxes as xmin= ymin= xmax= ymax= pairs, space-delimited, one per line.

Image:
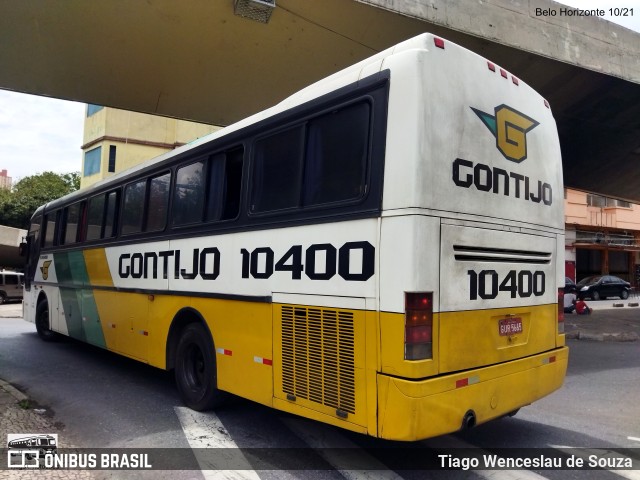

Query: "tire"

xmin=621 ymin=290 xmax=629 ymax=300
xmin=35 ymin=300 xmax=58 ymax=342
xmin=591 ymin=291 xmax=600 ymax=301
xmin=175 ymin=323 xmax=226 ymax=411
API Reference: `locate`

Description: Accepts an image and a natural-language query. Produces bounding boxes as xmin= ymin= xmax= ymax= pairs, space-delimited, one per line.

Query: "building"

xmin=0 ymin=170 xmax=12 ymax=190
xmin=81 ymin=105 xmax=220 ymax=189
xmin=564 ymin=188 xmax=640 ymax=286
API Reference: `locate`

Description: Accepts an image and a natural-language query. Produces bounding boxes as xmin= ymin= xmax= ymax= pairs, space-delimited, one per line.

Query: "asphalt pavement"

xmin=0 ymin=299 xmax=638 ymax=478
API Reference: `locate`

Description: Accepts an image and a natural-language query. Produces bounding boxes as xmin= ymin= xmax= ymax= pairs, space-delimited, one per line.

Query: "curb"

xmin=565 ymin=331 xmax=639 ymax=342
xmin=0 ymin=378 xmax=28 ymax=402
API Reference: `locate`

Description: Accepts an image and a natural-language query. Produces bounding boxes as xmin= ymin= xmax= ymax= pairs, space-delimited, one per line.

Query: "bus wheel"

xmin=175 ymin=323 xmax=225 ymax=411
xmin=35 ymin=300 xmax=58 ymax=342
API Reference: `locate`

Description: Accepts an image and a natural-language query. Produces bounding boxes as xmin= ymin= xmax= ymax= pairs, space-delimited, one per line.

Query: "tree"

xmin=0 ymin=171 xmax=80 ymax=229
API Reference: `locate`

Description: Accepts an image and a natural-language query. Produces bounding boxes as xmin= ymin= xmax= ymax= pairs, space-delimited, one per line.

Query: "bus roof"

xmin=40 ymin=33 xmax=548 ymax=215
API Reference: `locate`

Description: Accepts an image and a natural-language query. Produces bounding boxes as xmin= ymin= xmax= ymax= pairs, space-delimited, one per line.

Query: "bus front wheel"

xmin=35 ymin=300 xmax=58 ymax=342
xmin=175 ymin=323 xmax=225 ymax=411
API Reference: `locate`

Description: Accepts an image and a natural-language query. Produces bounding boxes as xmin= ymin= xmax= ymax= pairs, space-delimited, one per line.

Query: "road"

xmin=1 ymin=303 xmax=639 ymax=479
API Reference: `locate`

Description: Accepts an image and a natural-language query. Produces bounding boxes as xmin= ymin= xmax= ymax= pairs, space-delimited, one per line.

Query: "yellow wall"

xmin=564 ymin=189 xmax=640 ymax=230
xmin=81 ymin=106 xmax=220 ymax=189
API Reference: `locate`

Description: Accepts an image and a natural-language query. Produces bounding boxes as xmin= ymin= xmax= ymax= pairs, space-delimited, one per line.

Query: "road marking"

xmin=174 ymin=406 xmax=260 ymax=480
xmin=282 ymin=417 xmax=403 ymax=480
xmin=426 ymin=436 xmax=547 ymax=480
xmin=628 ymin=437 xmax=640 ymax=443
xmin=550 ymin=445 xmax=640 ymax=480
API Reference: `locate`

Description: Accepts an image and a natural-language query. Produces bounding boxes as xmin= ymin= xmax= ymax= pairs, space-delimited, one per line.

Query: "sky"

xmin=0 ymin=2 xmax=639 ymax=185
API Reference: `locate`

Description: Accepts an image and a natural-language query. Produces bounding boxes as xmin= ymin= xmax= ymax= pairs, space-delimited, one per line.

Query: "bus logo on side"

xmin=40 ymin=260 xmax=52 ymax=280
xmin=471 ymin=105 xmax=539 ymax=163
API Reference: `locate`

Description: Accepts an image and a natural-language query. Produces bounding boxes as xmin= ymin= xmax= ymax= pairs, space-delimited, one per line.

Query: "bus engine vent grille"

xmin=281 ymin=306 xmax=355 ymax=414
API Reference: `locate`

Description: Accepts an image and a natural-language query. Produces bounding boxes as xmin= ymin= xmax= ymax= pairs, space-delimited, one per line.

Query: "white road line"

xmin=628 ymin=437 xmax=640 ymax=443
xmin=426 ymin=436 xmax=548 ymax=480
xmin=174 ymin=406 xmax=260 ymax=480
xmin=282 ymin=417 xmax=403 ymax=480
xmin=550 ymin=445 xmax=640 ymax=480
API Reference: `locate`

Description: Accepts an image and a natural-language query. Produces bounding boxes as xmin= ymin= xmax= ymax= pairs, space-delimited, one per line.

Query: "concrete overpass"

xmin=0 ymin=226 xmax=26 ymax=270
xmin=1 ymin=0 xmax=639 ymax=201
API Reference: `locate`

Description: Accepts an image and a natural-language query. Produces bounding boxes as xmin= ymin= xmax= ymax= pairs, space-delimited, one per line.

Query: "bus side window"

xmin=86 ymin=194 xmax=105 ymax=241
xmin=121 ymin=180 xmax=147 ymax=235
xmin=251 ymin=126 xmax=304 ymax=213
xmin=206 ymin=147 xmax=244 ymax=222
xmin=146 ymin=172 xmax=171 ymax=231
xmin=62 ymin=202 xmax=84 ymax=245
xmin=43 ymin=212 xmax=58 ymax=248
xmin=104 ymin=190 xmax=119 ymax=238
xmin=173 ymin=161 xmax=205 ymax=226
xmin=303 ymin=102 xmax=370 ymax=206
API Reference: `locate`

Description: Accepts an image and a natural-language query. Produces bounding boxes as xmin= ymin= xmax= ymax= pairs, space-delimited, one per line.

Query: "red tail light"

xmin=557 ymin=288 xmax=565 ymax=333
xmin=405 ymin=292 xmax=433 ymax=360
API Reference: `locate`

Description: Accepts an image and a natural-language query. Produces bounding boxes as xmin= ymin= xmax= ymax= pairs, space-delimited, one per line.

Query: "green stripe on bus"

xmin=54 ymin=252 xmax=106 ymax=348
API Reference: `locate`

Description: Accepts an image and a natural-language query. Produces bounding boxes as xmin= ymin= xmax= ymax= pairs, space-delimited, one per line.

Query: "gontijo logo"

xmin=40 ymin=260 xmax=52 ymax=280
xmin=471 ymin=105 xmax=539 ymax=163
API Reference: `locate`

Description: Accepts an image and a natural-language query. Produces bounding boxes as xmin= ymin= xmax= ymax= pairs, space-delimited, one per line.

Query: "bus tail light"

xmin=405 ymin=292 xmax=433 ymax=360
xmin=557 ymin=288 xmax=565 ymax=333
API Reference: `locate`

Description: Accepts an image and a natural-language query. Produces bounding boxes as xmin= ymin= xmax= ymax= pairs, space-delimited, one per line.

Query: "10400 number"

xmin=467 ymin=269 xmax=545 ymax=300
xmin=241 ymin=242 xmax=375 ymax=281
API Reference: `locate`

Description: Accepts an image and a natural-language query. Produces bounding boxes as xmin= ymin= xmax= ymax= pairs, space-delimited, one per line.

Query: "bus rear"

xmin=376 ymin=35 xmax=567 ymax=440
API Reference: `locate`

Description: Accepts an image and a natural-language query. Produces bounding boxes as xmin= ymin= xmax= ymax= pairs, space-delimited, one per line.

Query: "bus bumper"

xmin=376 ymin=346 xmax=568 ymax=441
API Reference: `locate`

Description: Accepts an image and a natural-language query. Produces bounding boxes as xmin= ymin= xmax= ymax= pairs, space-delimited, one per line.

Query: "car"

xmin=564 ymin=277 xmax=577 ymax=294
xmin=0 ymin=271 xmax=24 ymax=304
xmin=577 ymin=275 xmax=631 ymax=300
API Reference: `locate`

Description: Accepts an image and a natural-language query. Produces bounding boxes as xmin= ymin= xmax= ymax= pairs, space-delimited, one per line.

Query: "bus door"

xmin=272 ymin=294 xmax=369 ymax=429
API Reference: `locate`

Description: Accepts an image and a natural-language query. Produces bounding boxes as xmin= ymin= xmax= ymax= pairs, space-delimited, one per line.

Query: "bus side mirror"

xmin=19 ymin=241 xmax=28 ymax=257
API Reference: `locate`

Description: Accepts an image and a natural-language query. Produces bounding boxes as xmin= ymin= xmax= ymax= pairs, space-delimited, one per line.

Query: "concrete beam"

xmin=360 ymin=0 xmax=640 ymax=84
xmin=0 ymin=226 xmax=27 ymax=270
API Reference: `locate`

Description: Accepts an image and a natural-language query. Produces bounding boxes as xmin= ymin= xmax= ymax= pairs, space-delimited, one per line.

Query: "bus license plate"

xmin=499 ymin=317 xmax=523 ymax=336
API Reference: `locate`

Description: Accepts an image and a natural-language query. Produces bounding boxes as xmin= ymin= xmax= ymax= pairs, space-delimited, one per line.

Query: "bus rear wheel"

xmin=35 ymin=300 xmax=58 ymax=342
xmin=175 ymin=323 xmax=225 ymax=411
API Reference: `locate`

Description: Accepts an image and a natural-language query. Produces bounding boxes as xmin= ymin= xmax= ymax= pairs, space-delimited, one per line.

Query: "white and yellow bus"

xmin=22 ymin=33 xmax=567 ymax=441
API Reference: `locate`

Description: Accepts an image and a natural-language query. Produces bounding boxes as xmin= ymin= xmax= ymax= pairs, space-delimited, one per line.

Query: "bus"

xmin=21 ymin=33 xmax=567 ymax=441
xmin=8 ymin=434 xmax=57 ymax=457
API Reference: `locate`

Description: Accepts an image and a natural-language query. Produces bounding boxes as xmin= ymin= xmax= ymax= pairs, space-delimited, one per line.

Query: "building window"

xmin=87 ymin=104 xmax=104 ymax=117
xmin=108 ymin=145 xmax=117 ymax=173
xmin=587 ymin=193 xmax=632 ymax=208
xmin=84 ymin=147 xmax=102 ymax=176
